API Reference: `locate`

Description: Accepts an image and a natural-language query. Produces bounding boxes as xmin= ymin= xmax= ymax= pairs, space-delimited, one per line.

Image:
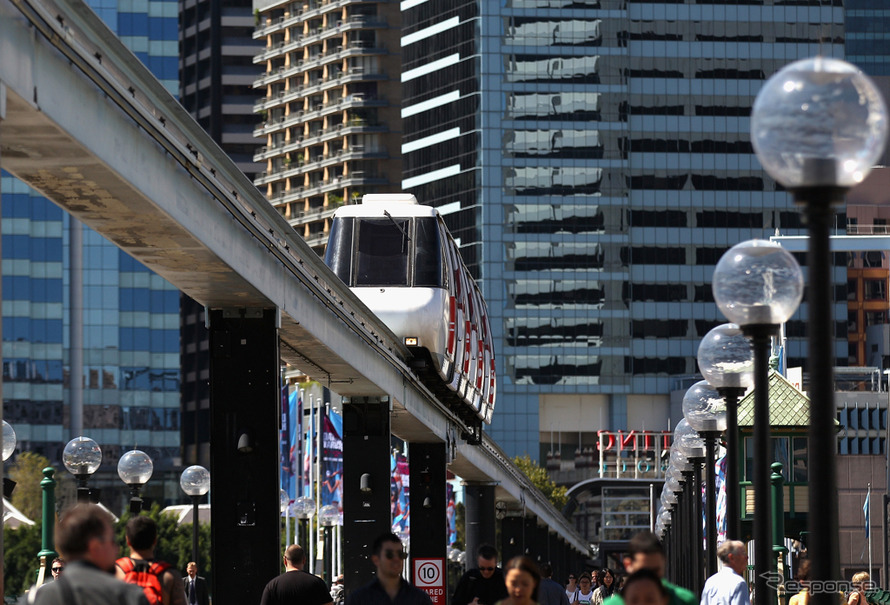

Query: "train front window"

xmin=325 ymin=217 xmax=354 ymax=284
xmin=414 ymin=218 xmax=442 ymax=287
xmin=355 ymin=218 xmax=410 ymax=286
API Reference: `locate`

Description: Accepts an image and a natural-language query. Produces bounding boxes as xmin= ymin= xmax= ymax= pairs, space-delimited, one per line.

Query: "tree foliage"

xmin=9 ymin=452 xmax=52 ymax=521
xmin=4 ymin=503 xmax=213 ymax=600
xmin=116 ymin=503 xmax=212 ymax=585
xmin=4 ymin=522 xmax=42 ymax=598
xmin=513 ymin=455 xmax=568 ymax=510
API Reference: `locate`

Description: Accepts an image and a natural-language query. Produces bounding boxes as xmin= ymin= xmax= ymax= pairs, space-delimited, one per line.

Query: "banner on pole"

xmin=322 ymin=410 xmax=343 ymax=509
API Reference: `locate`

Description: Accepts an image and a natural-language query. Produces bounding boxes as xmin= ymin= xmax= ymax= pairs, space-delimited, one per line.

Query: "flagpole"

xmin=867 ymin=483 xmax=873 ymax=580
xmin=308 ymin=394 xmax=314 ymax=568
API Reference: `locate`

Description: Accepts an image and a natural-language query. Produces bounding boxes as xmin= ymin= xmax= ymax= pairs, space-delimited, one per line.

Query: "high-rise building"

xmin=178 ymin=0 xmax=263 ymax=468
xmin=399 ymin=1 xmax=847 ymax=457
xmin=845 ymin=0 xmax=890 ymax=77
xmin=252 ymin=0 xmax=404 ymax=251
xmin=2 ymin=0 xmax=182 ymax=510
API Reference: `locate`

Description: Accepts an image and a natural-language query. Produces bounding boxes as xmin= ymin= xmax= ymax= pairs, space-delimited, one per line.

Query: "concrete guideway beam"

xmin=0 ymin=0 xmax=589 ymax=555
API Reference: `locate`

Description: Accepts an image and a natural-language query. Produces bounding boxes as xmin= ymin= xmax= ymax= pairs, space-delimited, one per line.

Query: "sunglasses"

xmin=383 ymin=550 xmax=408 ymax=560
xmin=568 ymin=577 xmax=576 ymax=580
xmin=479 ymin=567 xmax=496 ymax=572
xmin=52 ymin=568 xmax=63 ymax=572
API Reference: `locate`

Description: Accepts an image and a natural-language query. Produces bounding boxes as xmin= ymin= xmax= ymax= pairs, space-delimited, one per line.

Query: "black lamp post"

xmin=292 ymin=496 xmax=316 ymax=553
xmin=63 ymin=436 xmax=102 ymax=503
xmin=697 ymin=323 xmax=754 ymax=541
xmin=118 ymin=449 xmax=153 ymax=514
xmin=180 ymin=465 xmax=211 ymax=568
xmin=713 ymin=239 xmax=803 ymax=605
xmin=683 ymin=380 xmax=727 ymax=578
xmin=750 ymin=56 xmax=889 ymax=605
xmin=675 ymin=418 xmax=706 ymax=594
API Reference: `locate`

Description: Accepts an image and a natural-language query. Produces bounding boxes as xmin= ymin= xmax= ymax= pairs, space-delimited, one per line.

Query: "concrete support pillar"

xmin=409 ymin=442 xmax=447 ymax=573
xmin=208 ymin=308 xmax=280 ymax=604
xmin=500 ymin=516 xmax=524 ymax=563
xmin=342 ymin=396 xmax=391 ymax=592
xmin=523 ymin=517 xmax=538 ymax=557
xmin=464 ymin=483 xmax=496 ymax=568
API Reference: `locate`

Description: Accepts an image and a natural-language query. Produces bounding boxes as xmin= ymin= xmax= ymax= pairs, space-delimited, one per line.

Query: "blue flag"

xmin=864 ymin=488 xmax=870 ymax=538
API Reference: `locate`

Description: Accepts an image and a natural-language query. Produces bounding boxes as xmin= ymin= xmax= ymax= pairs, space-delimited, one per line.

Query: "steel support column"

xmin=409 ymin=442 xmax=447 ymax=575
xmin=464 ymin=482 xmax=496 ymax=567
xmin=342 ymin=396 xmax=391 ymax=593
xmin=209 ymin=308 xmax=281 ymax=604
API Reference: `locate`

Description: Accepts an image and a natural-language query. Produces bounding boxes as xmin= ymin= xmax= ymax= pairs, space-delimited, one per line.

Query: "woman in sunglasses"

xmin=566 ymin=574 xmax=579 ymax=603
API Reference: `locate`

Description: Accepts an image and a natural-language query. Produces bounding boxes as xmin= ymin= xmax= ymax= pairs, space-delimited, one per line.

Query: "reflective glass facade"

xmin=846 ymin=0 xmax=890 ymax=76
xmin=2 ymin=0 xmax=181 ymax=505
xmin=401 ymin=0 xmax=848 ymax=457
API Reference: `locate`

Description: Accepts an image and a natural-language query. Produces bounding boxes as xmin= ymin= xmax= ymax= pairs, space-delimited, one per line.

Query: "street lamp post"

xmin=675 ymin=419 xmax=707 ymax=594
xmin=281 ymin=489 xmax=291 ymax=547
xmin=750 ymin=56 xmax=889 ymax=605
xmin=3 ymin=420 xmax=17 ymax=499
xmin=697 ymin=323 xmax=754 ymax=541
xmin=118 ymin=449 xmax=154 ymax=514
xmin=713 ymin=239 xmax=803 ymax=605
xmin=62 ymin=436 xmax=102 ymax=503
xmin=180 ymin=465 xmax=211 ymax=568
xmin=319 ymin=504 xmax=339 ymax=583
xmin=36 ymin=467 xmax=57 ymax=586
xmin=292 ymin=496 xmax=316 ymax=564
xmin=683 ymin=380 xmax=728 ymax=578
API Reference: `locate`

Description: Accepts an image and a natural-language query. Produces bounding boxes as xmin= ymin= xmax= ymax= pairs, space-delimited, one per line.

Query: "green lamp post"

xmin=37 ymin=467 xmax=58 ymax=586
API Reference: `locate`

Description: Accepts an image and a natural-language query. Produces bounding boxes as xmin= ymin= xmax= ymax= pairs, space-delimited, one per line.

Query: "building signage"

xmin=413 ymin=558 xmax=445 ymax=603
xmin=596 ymin=430 xmax=672 ymax=479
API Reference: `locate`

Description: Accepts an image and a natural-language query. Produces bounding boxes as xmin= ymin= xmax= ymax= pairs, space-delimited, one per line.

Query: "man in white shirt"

xmin=701 ymin=541 xmax=751 ymax=605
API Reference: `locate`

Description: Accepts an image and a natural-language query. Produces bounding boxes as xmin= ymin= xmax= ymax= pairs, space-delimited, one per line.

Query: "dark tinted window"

xmin=325 ymin=217 xmax=355 ymax=284
xmin=356 ymin=218 xmax=410 ymax=286
xmin=414 ymin=218 xmax=443 ymax=287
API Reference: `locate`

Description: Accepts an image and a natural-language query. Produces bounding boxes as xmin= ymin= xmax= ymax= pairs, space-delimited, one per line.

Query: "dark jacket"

xmin=451 ymin=568 xmax=509 ymax=605
xmin=182 ymin=575 xmax=210 ymax=605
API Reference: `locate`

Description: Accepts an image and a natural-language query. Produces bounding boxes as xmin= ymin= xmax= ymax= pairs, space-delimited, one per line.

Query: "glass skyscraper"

xmin=2 ymin=0 xmax=182 ymax=508
xmin=401 ymin=0 xmax=847 ymax=457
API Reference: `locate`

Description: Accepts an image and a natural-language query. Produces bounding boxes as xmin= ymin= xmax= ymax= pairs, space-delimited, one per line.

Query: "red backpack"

xmin=116 ymin=557 xmax=172 ymax=605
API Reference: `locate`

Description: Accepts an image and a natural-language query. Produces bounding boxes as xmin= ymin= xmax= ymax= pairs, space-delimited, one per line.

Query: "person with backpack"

xmin=115 ymin=516 xmax=187 ymax=605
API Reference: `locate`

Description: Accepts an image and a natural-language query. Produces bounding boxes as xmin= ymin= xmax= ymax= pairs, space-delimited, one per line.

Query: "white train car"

xmin=324 ymin=194 xmax=496 ymax=424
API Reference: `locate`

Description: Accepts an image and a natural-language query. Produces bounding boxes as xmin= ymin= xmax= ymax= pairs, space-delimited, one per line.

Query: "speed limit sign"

xmin=413 ymin=558 xmax=445 ymax=603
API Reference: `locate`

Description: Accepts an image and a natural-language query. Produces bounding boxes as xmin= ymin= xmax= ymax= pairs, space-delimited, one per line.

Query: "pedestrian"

xmin=574 ymin=574 xmax=595 ymax=605
xmin=566 ymin=574 xmax=579 ymax=603
xmin=260 ymin=544 xmax=332 ymax=605
xmin=182 ymin=562 xmax=209 ymax=605
xmin=49 ymin=558 xmax=65 ymax=581
xmin=621 ymin=569 xmax=669 ymax=605
xmin=496 ymin=556 xmax=541 ymax=605
xmin=24 ymin=503 xmax=149 ymax=605
xmin=452 ymin=544 xmax=509 ymax=605
xmin=592 ymin=571 xmax=602 ymax=591
xmin=700 ymin=541 xmax=750 ymax=605
xmin=593 ymin=569 xmax=616 ymax=605
xmin=602 ymin=531 xmax=696 ymax=605
xmin=847 ymin=573 xmax=870 ymax=605
xmin=346 ymin=532 xmax=432 ymax=605
xmin=331 ymin=574 xmax=345 ymax=605
xmin=788 ymin=559 xmax=809 ymax=605
xmin=538 ymin=563 xmax=570 ymax=605
xmin=115 ymin=516 xmax=186 ymax=605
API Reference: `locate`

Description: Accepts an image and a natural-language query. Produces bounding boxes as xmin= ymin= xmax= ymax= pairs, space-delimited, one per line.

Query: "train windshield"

xmin=356 ymin=218 xmax=410 ymax=285
xmin=325 ymin=216 xmax=442 ymax=287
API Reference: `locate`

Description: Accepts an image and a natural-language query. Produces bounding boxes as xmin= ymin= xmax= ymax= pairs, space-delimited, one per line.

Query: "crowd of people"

xmin=18 ymin=507 xmax=878 ymax=605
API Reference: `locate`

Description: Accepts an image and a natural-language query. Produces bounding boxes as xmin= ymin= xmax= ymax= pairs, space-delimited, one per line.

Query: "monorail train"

xmin=324 ymin=194 xmax=496 ymax=425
